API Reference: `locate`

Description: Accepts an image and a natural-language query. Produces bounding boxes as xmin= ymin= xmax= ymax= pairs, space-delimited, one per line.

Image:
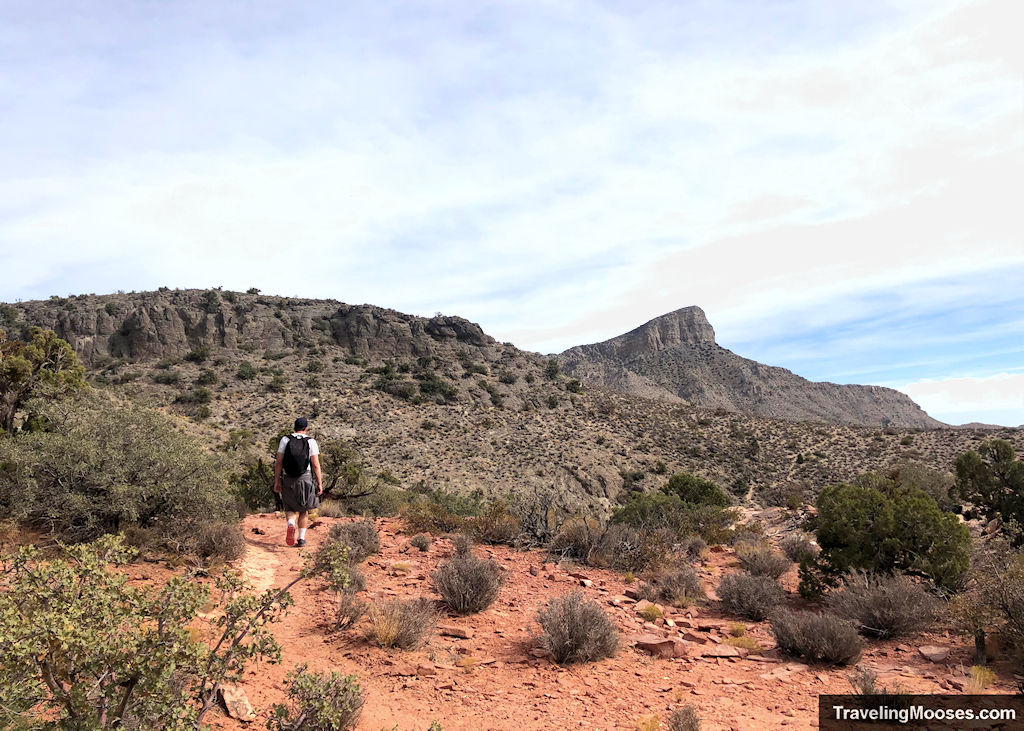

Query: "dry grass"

xmin=365 ymin=598 xmax=437 ymax=649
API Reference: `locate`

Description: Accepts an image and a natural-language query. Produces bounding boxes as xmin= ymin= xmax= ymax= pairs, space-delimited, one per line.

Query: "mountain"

xmin=558 ymin=306 xmax=943 ymax=429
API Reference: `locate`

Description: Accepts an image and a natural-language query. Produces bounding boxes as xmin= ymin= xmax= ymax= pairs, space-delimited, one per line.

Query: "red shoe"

xmin=285 ymin=524 xmax=295 ymax=546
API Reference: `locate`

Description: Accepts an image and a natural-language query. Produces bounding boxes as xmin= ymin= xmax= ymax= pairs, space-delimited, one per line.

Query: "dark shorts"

xmin=281 ymin=472 xmax=318 ymax=513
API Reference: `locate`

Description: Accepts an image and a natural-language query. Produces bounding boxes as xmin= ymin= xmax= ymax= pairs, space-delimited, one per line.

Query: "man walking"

xmin=273 ymin=417 xmax=322 ymax=547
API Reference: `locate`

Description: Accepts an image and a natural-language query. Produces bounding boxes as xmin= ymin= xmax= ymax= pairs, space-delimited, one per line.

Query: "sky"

xmin=0 ymin=0 xmax=1021 ymax=426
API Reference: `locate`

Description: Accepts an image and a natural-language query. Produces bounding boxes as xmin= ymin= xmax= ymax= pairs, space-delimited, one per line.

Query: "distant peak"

xmin=626 ymin=306 xmax=717 ymax=351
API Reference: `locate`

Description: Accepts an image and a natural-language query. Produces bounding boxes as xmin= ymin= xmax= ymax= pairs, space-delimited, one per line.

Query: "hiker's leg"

xmin=297 ymin=511 xmax=309 ymax=530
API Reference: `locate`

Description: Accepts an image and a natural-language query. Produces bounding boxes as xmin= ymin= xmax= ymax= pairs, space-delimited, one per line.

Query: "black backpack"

xmin=281 ymin=435 xmax=311 ymax=477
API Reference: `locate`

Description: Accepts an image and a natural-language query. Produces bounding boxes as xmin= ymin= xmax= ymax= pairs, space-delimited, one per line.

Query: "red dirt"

xmin=153 ymin=515 xmax=1019 ymax=731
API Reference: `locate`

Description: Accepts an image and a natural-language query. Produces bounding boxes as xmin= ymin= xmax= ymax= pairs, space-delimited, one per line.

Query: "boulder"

xmin=217 ymin=685 xmax=255 ymax=721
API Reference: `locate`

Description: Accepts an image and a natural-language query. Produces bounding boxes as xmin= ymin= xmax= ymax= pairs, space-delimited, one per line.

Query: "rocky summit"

xmin=558 ymin=306 xmax=943 ymax=429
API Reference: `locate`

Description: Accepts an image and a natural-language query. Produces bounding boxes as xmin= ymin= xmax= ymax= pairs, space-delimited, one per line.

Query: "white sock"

xmin=287 ymin=519 xmax=295 ymax=528
xmin=298 ymin=527 xmax=307 ymax=540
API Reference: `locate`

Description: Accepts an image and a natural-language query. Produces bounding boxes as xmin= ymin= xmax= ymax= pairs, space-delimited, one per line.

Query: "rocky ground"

xmin=126 ymin=514 xmax=1020 ymax=731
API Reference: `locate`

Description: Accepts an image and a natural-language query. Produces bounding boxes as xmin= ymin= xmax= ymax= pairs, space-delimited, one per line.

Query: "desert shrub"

xmin=366 ymin=598 xmax=437 ymax=649
xmin=236 ymin=360 xmax=258 ymax=380
xmin=549 ymin=517 xmax=602 ymax=562
xmin=769 ymin=609 xmax=862 ymax=665
xmin=651 ymin=565 xmax=705 ymax=607
xmin=803 ymin=481 xmax=970 ymax=595
xmin=638 ymin=603 xmax=663 ymax=621
xmin=950 ymin=543 xmax=1024 ymax=666
xmin=184 ymin=345 xmax=209 ymax=362
xmin=451 ymin=532 xmax=473 ymax=557
xmin=0 ymin=327 xmax=87 ymax=434
xmin=664 ymin=472 xmax=730 ymax=507
xmin=196 ymin=368 xmax=218 ymax=385
xmin=473 ymin=499 xmax=522 ymax=545
xmin=153 ymin=369 xmax=182 ymax=384
xmin=410 ymin=533 xmax=431 ymax=551
xmin=194 ymin=520 xmax=247 ymax=562
xmin=634 ymin=582 xmax=661 ymax=602
xmin=317 ymin=500 xmax=346 ymax=518
xmin=328 ymin=518 xmax=380 ymax=561
xmin=612 ymin=493 xmax=738 ymax=544
xmin=728 ymin=520 xmax=765 ymax=546
xmin=781 ymin=533 xmax=819 ymax=565
xmin=268 ymin=664 xmax=363 ymax=731
xmin=537 ymin=591 xmax=619 ymax=664
xmin=0 ymin=535 xmax=318 ymax=729
xmin=401 ymin=488 xmax=482 ymax=534
xmin=336 ymin=593 xmax=367 ymax=629
xmin=680 ymin=535 xmax=707 ymax=559
xmin=432 ymin=552 xmax=504 ymax=614
xmin=955 ymin=439 xmax=1024 ymax=542
xmin=667 ymin=705 xmax=701 ymax=731
xmin=591 ymin=523 xmax=667 ymax=573
xmin=827 ymin=572 xmax=939 ymax=639
xmin=0 ymin=391 xmax=239 ymax=553
xmin=717 ymin=572 xmax=785 ymax=621
xmin=347 ymin=484 xmax=412 ymax=517
xmin=230 ymin=458 xmax=276 ymax=512
xmin=735 ymin=542 xmax=792 ymax=579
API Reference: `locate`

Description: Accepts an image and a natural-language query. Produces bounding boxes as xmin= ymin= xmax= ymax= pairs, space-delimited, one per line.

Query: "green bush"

xmin=612 ymin=492 xmax=738 ymax=543
xmin=803 ymin=480 xmax=970 ymax=594
xmin=0 ymin=392 xmax=240 ymax=553
xmin=231 ymin=458 xmax=277 ymax=511
xmin=268 ymin=664 xmax=363 ymax=731
xmin=0 ymin=536 xmax=314 ymax=729
xmin=0 ymin=327 xmax=87 ymax=433
xmin=184 ymin=345 xmax=209 ymax=362
xmin=537 ymin=591 xmax=618 ymax=664
xmin=153 ymin=369 xmax=182 ymax=384
xmin=196 ymin=368 xmax=218 ymax=385
xmin=769 ymin=609 xmax=862 ymax=665
xmin=236 ymin=360 xmax=258 ymax=380
xmin=473 ymin=499 xmax=522 ymax=545
xmin=955 ymin=440 xmax=1024 ymax=541
xmin=664 ymin=472 xmax=731 ymax=507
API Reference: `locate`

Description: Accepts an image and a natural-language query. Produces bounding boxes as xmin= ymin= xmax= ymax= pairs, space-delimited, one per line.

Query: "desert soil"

xmin=140 ymin=515 xmax=1018 ymax=731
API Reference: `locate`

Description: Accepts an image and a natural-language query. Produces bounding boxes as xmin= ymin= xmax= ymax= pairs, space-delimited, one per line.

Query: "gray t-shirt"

xmin=277 ymin=434 xmax=320 ymax=475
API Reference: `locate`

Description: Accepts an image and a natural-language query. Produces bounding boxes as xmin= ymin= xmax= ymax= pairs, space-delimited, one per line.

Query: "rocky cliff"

xmin=559 ymin=306 xmax=944 ymax=429
xmin=1 ymin=289 xmax=499 ymax=367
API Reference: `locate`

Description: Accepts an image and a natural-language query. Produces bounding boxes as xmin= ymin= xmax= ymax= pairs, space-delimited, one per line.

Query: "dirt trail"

xmin=192 ymin=514 xmax=1020 ymax=731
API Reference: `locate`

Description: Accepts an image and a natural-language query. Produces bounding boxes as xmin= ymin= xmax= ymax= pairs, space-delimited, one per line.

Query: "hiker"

xmin=273 ymin=417 xmax=322 ymax=547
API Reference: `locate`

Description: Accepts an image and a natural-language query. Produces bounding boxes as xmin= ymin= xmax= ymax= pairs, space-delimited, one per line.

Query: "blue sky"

xmin=1 ymin=0 xmax=1021 ymax=425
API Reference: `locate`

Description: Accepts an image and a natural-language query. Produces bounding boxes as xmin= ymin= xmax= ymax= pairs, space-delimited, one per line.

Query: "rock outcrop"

xmin=2 ymin=290 xmax=497 ymax=367
xmin=559 ymin=306 xmax=943 ymax=429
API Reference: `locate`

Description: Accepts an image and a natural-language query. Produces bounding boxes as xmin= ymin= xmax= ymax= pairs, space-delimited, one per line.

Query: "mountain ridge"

xmin=558 ymin=306 xmax=943 ymax=429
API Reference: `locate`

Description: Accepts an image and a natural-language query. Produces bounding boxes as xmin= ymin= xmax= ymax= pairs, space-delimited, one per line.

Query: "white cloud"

xmin=900 ymin=372 xmax=1024 ymax=426
xmin=0 ymin=0 xmax=1021 ymax=424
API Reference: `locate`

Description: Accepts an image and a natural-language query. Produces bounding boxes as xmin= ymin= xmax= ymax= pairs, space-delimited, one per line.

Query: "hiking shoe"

xmin=295 ymin=538 xmax=306 ymax=548
xmin=285 ymin=524 xmax=296 ymax=546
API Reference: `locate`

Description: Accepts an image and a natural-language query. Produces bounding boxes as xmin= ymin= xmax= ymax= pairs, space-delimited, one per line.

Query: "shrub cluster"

xmin=409 ymin=534 xmax=431 ymax=551
xmin=645 ymin=565 xmax=705 ymax=607
xmin=770 ymin=609 xmax=862 ymax=665
xmin=537 ymin=591 xmax=619 ymax=664
xmin=804 ymin=479 xmax=970 ymax=594
xmin=432 ymin=551 xmax=504 ymax=614
xmin=827 ymin=572 xmax=939 ymax=639
xmin=268 ymin=664 xmax=364 ymax=731
xmin=328 ymin=518 xmax=381 ymax=562
xmin=780 ymin=533 xmax=819 ymax=564
xmin=0 ymin=391 xmax=241 ymax=559
xmin=668 ymin=705 xmax=701 ymax=731
xmin=717 ymin=572 xmax=784 ymax=621
xmin=735 ymin=541 xmax=792 ymax=579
